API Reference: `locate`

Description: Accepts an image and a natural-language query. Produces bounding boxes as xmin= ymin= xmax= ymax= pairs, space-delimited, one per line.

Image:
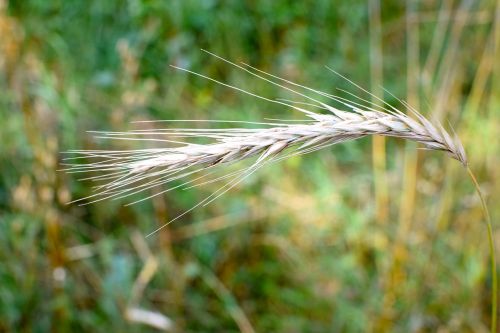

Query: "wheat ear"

xmin=63 ymin=54 xmax=495 ymax=332
xmin=63 ymin=55 xmax=469 ymax=229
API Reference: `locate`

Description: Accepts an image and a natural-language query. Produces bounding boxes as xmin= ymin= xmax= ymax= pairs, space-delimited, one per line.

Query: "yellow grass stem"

xmin=467 ymin=166 xmax=497 ymax=333
xmin=369 ymin=0 xmax=388 ymax=225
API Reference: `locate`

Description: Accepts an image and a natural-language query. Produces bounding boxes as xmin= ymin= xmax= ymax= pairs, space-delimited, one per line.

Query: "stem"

xmin=467 ymin=166 xmax=496 ymax=333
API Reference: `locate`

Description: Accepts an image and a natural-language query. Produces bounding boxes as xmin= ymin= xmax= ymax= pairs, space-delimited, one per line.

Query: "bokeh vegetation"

xmin=0 ymin=0 xmax=499 ymax=332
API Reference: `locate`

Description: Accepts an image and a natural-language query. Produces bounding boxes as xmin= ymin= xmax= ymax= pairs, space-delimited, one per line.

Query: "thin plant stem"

xmin=467 ymin=166 xmax=496 ymax=333
xmin=369 ymin=0 xmax=389 ymax=225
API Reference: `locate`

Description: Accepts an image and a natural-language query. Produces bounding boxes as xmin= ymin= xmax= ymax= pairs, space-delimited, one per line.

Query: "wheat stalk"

xmin=64 ymin=53 xmax=468 ymax=225
xmin=63 ymin=53 xmax=496 ymax=331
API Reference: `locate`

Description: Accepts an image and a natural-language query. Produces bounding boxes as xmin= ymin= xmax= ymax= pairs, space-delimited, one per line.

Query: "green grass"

xmin=0 ymin=0 xmax=498 ymax=332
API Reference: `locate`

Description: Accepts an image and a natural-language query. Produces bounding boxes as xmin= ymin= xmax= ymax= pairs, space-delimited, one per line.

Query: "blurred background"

xmin=0 ymin=0 xmax=499 ymax=332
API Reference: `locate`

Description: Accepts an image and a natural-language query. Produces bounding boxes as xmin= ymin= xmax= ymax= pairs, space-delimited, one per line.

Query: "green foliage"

xmin=0 ymin=0 xmax=498 ymax=332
